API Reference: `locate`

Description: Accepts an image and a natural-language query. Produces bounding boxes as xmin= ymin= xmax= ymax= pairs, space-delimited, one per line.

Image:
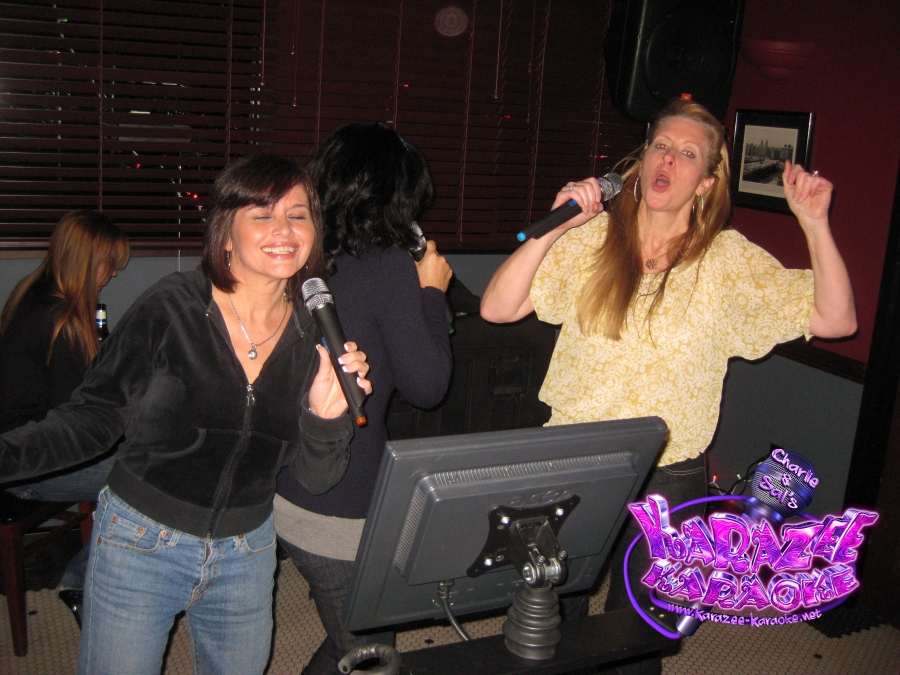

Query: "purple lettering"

xmin=629 ymin=495 xmax=677 ymax=560
xmin=665 ymin=533 xmax=688 ymax=561
xmin=775 ymin=521 xmax=822 ymax=571
xmin=769 ymin=574 xmax=802 ymax=613
xmin=710 ymin=513 xmax=752 ymax=574
xmin=701 ymin=571 xmax=738 ymax=609
xmin=750 ymin=521 xmax=782 ymax=574
xmin=826 ymin=564 xmax=859 ymax=597
xmin=682 ymin=517 xmax=716 ymax=566
xmin=733 ymin=574 xmax=771 ymax=611
xmin=812 ymin=515 xmax=850 ymax=562
xmin=796 ymin=572 xmax=822 ymax=608
xmin=813 ymin=568 xmax=837 ymax=603
xmin=671 ymin=568 xmax=706 ymax=602
xmin=641 ymin=560 xmax=680 ymax=588
xmin=832 ymin=510 xmax=878 ymax=564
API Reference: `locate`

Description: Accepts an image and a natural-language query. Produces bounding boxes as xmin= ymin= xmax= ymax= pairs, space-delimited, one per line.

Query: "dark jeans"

xmin=593 ymin=453 xmax=707 ymax=675
xmin=604 ymin=452 xmax=708 ymax=612
xmin=279 ymin=539 xmax=394 ymax=675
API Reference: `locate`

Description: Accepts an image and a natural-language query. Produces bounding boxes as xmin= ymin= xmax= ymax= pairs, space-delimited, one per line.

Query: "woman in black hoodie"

xmin=0 ymin=153 xmax=371 ymax=675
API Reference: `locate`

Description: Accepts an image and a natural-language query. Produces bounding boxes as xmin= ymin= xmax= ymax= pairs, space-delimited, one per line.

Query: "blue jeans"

xmin=80 ymin=487 xmax=277 ymax=675
xmin=6 ymin=454 xmax=116 ymax=592
xmin=6 ymin=453 xmax=115 ymax=502
xmin=279 ymin=540 xmax=394 ymax=675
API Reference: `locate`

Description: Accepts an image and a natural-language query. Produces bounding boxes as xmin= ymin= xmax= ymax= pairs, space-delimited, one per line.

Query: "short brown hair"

xmin=202 ymin=153 xmax=325 ymax=298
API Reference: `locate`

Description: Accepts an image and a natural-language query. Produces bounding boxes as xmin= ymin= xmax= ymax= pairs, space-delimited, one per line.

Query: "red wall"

xmin=726 ymin=0 xmax=900 ymax=363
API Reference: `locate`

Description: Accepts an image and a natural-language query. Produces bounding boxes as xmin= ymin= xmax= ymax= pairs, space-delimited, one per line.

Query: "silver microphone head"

xmin=597 ymin=173 xmax=624 ymax=200
xmin=409 ymin=221 xmax=427 ymax=261
xmin=301 ymin=277 xmax=332 ymax=312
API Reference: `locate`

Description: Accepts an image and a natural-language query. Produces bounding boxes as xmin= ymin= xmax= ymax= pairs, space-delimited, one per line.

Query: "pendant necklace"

xmin=644 ymin=258 xmax=659 ymax=270
xmin=227 ymin=294 xmax=288 ymax=360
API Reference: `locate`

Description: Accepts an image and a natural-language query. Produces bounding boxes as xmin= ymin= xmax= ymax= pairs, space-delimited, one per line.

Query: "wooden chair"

xmin=0 ymin=494 xmax=93 ymax=656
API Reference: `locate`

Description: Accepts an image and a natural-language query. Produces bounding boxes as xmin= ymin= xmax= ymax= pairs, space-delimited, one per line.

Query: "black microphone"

xmin=516 ymin=173 xmax=624 ymax=242
xmin=409 ymin=221 xmax=455 ymax=334
xmin=301 ymin=278 xmax=368 ymax=427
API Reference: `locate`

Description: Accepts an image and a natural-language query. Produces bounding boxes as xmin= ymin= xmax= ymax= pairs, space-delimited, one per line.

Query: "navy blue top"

xmin=276 ymin=246 xmax=452 ymax=519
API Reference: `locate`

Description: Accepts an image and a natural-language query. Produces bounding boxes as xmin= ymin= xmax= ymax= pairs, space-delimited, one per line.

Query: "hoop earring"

xmin=692 ymin=194 xmax=705 ymax=218
xmin=633 ymin=176 xmax=640 ymax=202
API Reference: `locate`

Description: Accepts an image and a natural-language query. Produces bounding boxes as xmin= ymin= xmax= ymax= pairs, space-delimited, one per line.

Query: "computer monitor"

xmin=344 ymin=417 xmax=667 ymax=632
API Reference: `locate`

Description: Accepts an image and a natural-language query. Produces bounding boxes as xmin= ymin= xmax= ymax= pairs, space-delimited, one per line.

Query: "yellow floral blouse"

xmin=531 ymin=213 xmax=814 ymax=466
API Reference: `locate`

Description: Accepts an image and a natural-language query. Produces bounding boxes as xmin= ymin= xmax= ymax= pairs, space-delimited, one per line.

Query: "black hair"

xmin=307 ymin=123 xmax=434 ymax=273
xmin=202 ymin=152 xmax=325 ymax=297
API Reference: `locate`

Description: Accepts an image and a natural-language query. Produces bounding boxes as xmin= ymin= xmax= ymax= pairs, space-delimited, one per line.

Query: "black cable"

xmin=726 ymin=453 xmax=770 ymax=495
xmin=437 ymin=581 xmax=471 ymax=641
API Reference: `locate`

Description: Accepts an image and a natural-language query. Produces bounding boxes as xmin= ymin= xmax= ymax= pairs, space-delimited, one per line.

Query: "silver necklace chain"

xmin=227 ymin=294 xmax=288 ymax=360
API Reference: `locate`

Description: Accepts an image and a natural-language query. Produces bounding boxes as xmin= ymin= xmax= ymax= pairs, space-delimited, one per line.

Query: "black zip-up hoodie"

xmin=0 ymin=269 xmax=353 ymax=538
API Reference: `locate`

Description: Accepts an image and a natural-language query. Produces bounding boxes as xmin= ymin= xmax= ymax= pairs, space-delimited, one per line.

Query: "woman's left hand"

xmin=783 ymin=160 xmax=833 ymax=226
xmin=782 ymin=161 xmax=857 ymax=338
xmin=308 ymin=342 xmax=372 ymax=419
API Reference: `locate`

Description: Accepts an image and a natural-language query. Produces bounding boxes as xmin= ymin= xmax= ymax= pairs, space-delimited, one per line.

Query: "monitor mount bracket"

xmin=465 ymin=495 xmax=580 ymax=660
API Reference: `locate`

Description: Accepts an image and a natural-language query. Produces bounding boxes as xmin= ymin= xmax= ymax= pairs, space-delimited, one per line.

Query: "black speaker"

xmin=604 ymin=0 xmax=745 ymax=123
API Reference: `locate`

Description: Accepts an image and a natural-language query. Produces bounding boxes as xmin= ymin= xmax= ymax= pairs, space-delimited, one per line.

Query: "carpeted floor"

xmin=2 ymin=553 xmax=899 ymax=674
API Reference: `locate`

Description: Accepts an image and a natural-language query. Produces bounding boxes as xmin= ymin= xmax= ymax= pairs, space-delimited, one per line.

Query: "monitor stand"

xmin=467 ymin=499 xmax=578 ymax=660
xmin=401 ymin=608 xmax=674 ymax=675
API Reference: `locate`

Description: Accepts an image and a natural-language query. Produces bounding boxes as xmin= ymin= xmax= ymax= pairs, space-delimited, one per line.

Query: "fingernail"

xmin=342 ymin=365 xmax=349 ymax=372
xmin=344 ymin=343 xmax=350 ymax=351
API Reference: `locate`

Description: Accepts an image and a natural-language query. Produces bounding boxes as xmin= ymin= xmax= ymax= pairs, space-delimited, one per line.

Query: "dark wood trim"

xmin=772 ymin=338 xmax=866 ymax=384
xmin=845 ymin=158 xmax=900 ymax=510
xmin=0 ymin=236 xmax=204 ymax=254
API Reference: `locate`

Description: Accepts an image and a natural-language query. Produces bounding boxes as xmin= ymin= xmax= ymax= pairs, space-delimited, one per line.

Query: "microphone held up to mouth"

xmin=516 ymin=173 xmax=624 ymax=243
xmin=301 ymin=278 xmax=368 ymax=427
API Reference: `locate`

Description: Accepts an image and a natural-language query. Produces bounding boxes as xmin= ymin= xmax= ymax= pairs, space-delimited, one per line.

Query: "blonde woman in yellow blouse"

xmin=481 ymin=99 xmax=856 ymax=630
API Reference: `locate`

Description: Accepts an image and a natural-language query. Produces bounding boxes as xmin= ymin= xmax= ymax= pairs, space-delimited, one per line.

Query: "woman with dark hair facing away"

xmin=0 ymin=153 xmax=371 ymax=675
xmin=0 ymin=209 xmax=130 ymax=620
xmin=275 ymin=123 xmax=453 ymax=675
xmin=481 ymin=100 xmax=855 ymax=670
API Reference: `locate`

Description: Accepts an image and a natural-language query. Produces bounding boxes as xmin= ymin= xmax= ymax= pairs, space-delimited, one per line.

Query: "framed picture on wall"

xmin=730 ymin=109 xmax=815 ymax=214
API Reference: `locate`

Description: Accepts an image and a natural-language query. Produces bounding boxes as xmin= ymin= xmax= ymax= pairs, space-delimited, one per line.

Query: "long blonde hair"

xmin=577 ymin=99 xmax=732 ymax=339
xmin=0 ymin=210 xmax=130 ymax=363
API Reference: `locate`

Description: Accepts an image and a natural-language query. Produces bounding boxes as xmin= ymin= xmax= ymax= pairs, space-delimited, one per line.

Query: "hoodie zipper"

xmin=203 ymin=296 xmax=305 ymax=539
xmin=206 ymin=382 xmax=256 ymax=538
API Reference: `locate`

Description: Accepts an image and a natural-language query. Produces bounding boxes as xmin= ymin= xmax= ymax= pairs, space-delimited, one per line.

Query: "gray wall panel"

xmin=708 ymin=355 xmax=862 ymax=517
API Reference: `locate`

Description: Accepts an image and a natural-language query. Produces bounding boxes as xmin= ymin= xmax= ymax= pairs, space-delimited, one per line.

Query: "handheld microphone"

xmin=409 ymin=221 xmax=427 ymax=262
xmin=516 ymin=173 xmax=624 ymax=243
xmin=409 ymin=221 xmax=455 ymax=333
xmin=301 ymin=278 xmax=368 ymax=427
